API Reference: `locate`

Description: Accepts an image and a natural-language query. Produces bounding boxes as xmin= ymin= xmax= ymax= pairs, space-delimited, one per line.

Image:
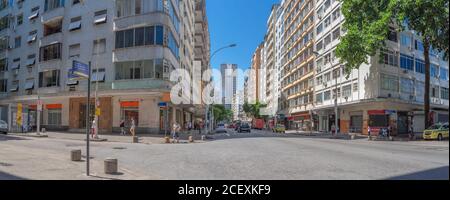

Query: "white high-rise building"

xmin=0 ymin=0 xmax=210 ymax=133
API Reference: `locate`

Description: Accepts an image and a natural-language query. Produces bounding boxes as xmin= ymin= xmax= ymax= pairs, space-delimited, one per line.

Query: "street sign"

xmin=95 ymin=108 xmax=101 ymax=116
xmin=158 ymin=102 xmax=168 ymax=107
xmin=71 ymin=60 xmax=90 ymax=79
xmin=17 ymin=103 xmax=22 ymax=126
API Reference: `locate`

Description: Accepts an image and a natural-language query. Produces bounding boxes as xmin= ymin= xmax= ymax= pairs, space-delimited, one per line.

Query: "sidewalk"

xmin=10 ymin=130 xmax=208 ymax=145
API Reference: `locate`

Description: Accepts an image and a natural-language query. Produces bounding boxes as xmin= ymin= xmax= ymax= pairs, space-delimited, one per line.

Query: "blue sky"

xmin=206 ymin=0 xmax=280 ymax=89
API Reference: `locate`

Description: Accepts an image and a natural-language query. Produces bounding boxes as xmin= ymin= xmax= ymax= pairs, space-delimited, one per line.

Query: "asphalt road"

xmin=0 ymin=129 xmax=448 ymax=180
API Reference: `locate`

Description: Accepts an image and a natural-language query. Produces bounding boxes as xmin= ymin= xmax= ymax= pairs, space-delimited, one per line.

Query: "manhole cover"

xmin=0 ymin=162 xmax=13 ymax=167
xmin=113 ymin=147 xmax=127 ymax=150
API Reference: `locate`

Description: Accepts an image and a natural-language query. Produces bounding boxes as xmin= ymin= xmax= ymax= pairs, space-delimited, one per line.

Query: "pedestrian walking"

xmin=130 ymin=118 xmax=136 ymax=137
xmin=120 ymin=120 xmax=126 ymax=135
xmin=91 ymin=119 xmax=96 ymax=139
xmin=172 ymin=122 xmax=180 ymax=143
xmin=368 ymin=126 xmax=371 ymax=140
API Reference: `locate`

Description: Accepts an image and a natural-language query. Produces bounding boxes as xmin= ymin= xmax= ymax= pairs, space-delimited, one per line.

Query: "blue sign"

xmin=158 ymin=102 xmax=168 ymax=107
xmin=71 ymin=60 xmax=90 ymax=79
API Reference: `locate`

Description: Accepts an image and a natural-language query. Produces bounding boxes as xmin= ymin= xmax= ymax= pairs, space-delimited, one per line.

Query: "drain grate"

xmin=0 ymin=162 xmax=13 ymax=167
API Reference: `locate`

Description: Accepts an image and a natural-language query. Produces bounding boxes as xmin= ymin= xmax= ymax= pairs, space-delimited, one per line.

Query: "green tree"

xmin=212 ymin=104 xmax=233 ymax=124
xmin=243 ymin=101 xmax=267 ymax=119
xmin=336 ymin=0 xmax=449 ymax=129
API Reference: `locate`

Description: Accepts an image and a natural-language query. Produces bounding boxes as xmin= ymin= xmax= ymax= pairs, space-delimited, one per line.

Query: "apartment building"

xmin=220 ymin=63 xmax=237 ymax=110
xmin=279 ymin=0 xmax=315 ymax=130
xmin=248 ymin=43 xmax=264 ymax=104
xmin=263 ymin=4 xmax=279 ymax=117
xmin=0 ymin=0 xmax=210 ymax=134
xmin=313 ymin=0 xmax=449 ymax=135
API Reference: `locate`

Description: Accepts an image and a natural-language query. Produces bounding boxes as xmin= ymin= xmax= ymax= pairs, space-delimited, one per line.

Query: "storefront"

xmin=290 ymin=112 xmax=312 ymax=131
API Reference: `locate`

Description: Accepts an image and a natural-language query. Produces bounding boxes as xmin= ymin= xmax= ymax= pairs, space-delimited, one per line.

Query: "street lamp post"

xmin=205 ymin=44 xmax=237 ymax=134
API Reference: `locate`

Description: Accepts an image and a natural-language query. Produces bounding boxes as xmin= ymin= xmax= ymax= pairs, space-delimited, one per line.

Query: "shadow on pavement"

xmin=0 ymin=170 xmax=27 ymax=180
xmin=0 ymin=135 xmax=30 ymax=142
xmin=387 ymin=166 xmax=449 ymax=180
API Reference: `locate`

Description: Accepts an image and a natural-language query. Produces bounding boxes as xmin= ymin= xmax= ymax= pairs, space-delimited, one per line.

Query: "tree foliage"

xmin=243 ymin=101 xmax=267 ymax=119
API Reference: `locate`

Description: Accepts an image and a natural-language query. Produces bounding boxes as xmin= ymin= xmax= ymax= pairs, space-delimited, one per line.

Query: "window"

xmin=116 ymin=0 xmax=165 ymax=18
xmin=316 ymin=23 xmax=323 ymax=35
xmin=69 ymin=16 xmax=82 ymax=31
xmin=400 ymin=54 xmax=414 ymax=70
xmin=400 ymin=34 xmax=412 ymax=48
xmin=381 ymin=74 xmax=398 ymax=92
xmin=29 ymin=7 xmax=40 ymax=20
xmin=400 ymin=78 xmax=414 ymax=94
xmin=93 ymin=39 xmax=106 ymax=55
xmin=17 ymin=14 xmax=23 ymax=26
xmin=45 ymin=0 xmax=65 ymax=11
xmin=0 ymin=58 xmax=6 ymax=72
xmin=39 ymin=70 xmax=60 ymax=88
xmin=431 ymin=64 xmax=439 ymax=78
xmin=0 ymin=16 xmax=8 ymax=31
xmin=68 ymin=44 xmax=80 ymax=58
xmin=11 ymin=58 xmax=20 ymax=70
xmin=116 ymin=25 xmax=165 ymax=48
xmin=415 ymin=81 xmax=425 ymax=101
xmin=0 ymin=79 xmax=6 ymax=93
xmin=324 ymin=16 xmax=331 ymax=28
xmin=440 ymin=68 xmax=448 ymax=81
xmin=342 ymin=85 xmax=352 ymax=97
xmin=332 ymin=8 xmax=341 ymax=21
xmin=431 ymin=85 xmax=439 ymax=98
xmin=332 ymin=27 xmax=340 ymax=41
xmin=43 ymin=18 xmax=62 ymax=36
xmin=27 ymin=30 xmax=38 ymax=43
xmin=115 ymin=59 xmax=162 ymax=80
xmin=92 ymin=68 xmax=106 ymax=82
xmin=47 ymin=108 xmax=62 ymax=126
xmin=94 ymin=10 xmax=107 ymax=24
xmin=353 ymin=82 xmax=358 ymax=92
xmin=415 ymin=40 xmax=424 ymax=51
xmin=26 ymin=54 xmax=36 ymax=66
xmin=316 ymin=40 xmax=323 ymax=52
xmin=415 ymin=59 xmax=425 ymax=74
xmin=324 ymin=34 xmax=331 ymax=47
xmin=10 ymin=80 xmax=19 ymax=92
xmin=25 ymin=79 xmax=35 ymax=90
xmin=387 ymin=28 xmax=397 ymax=43
xmin=40 ymin=43 xmax=62 ymax=61
xmin=73 ymin=0 xmax=81 ymax=5
xmin=324 ymin=90 xmax=331 ymax=101
xmin=15 ymin=36 xmax=21 ymax=48
xmin=441 ymin=87 xmax=449 ymax=100
xmin=316 ymin=93 xmax=323 ymax=103
xmin=381 ymin=49 xmax=398 ymax=67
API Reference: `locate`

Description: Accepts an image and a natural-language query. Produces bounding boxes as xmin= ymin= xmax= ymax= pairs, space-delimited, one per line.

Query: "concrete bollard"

xmin=351 ymin=134 xmax=356 ymax=140
xmin=389 ymin=136 xmax=394 ymax=141
xmin=188 ymin=136 xmax=194 ymax=143
xmin=132 ymin=136 xmax=139 ymax=143
xmin=201 ymin=135 xmax=205 ymax=141
xmin=104 ymin=158 xmax=118 ymax=174
xmin=71 ymin=150 xmax=82 ymax=161
xmin=41 ymin=128 xmax=46 ymax=133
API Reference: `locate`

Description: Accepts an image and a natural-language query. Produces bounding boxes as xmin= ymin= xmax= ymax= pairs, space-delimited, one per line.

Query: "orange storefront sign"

xmin=120 ymin=101 xmax=139 ymax=108
xmin=46 ymin=104 xmax=62 ymax=109
xmin=161 ymin=92 xmax=171 ymax=102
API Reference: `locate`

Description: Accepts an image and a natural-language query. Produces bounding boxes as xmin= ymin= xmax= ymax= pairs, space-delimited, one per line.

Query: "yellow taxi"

xmin=423 ymin=123 xmax=449 ymax=141
xmin=273 ymin=124 xmax=286 ymax=133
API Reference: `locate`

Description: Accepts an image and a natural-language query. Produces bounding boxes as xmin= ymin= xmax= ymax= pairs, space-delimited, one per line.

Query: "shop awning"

xmin=46 ymin=104 xmax=62 ymax=109
xmin=120 ymin=101 xmax=139 ymax=108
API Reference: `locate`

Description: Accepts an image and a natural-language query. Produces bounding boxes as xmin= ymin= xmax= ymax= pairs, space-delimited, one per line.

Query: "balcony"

xmin=38 ymin=59 xmax=62 ymax=72
xmin=41 ymin=7 xmax=64 ymax=23
xmin=112 ymin=79 xmax=173 ymax=91
xmin=40 ymin=32 xmax=63 ymax=47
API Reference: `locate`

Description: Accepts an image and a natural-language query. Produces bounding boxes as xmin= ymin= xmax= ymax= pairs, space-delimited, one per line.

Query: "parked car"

xmin=0 ymin=120 xmax=8 ymax=135
xmin=215 ymin=124 xmax=227 ymax=134
xmin=273 ymin=124 xmax=286 ymax=133
xmin=238 ymin=123 xmax=251 ymax=133
xmin=423 ymin=123 xmax=449 ymax=141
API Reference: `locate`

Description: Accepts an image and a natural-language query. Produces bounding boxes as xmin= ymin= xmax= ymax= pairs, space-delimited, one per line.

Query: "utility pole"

xmin=86 ymin=62 xmax=92 ymax=176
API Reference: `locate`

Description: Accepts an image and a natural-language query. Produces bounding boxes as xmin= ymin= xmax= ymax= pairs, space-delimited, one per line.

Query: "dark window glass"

xmin=115 ymin=31 xmax=124 ymax=48
xmin=135 ymin=27 xmax=145 ymax=46
xmin=145 ymin=26 xmax=154 ymax=45
xmin=155 ymin=26 xmax=164 ymax=45
xmin=124 ymin=29 xmax=134 ymax=48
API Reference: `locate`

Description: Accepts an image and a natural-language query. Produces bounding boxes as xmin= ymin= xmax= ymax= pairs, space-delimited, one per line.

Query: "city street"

xmin=0 ymin=129 xmax=448 ymax=180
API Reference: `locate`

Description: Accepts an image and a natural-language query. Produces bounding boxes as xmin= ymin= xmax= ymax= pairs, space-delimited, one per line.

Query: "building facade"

xmin=0 ymin=0 xmax=210 ymax=134
xmin=220 ymin=63 xmax=237 ymax=110
xmin=313 ymin=0 xmax=449 ymax=135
